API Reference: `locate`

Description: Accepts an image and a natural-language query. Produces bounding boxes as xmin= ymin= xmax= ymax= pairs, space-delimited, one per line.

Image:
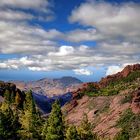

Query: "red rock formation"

xmin=71 ymin=64 xmax=140 ymax=101
xmin=99 ymin=64 xmax=140 ymax=88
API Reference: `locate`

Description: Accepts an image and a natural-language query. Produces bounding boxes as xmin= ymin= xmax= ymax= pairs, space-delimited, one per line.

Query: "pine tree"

xmin=45 ymin=100 xmax=65 ymax=140
xmin=65 ymin=125 xmax=80 ymax=140
xmin=41 ymin=120 xmax=48 ymax=139
xmin=0 ymin=110 xmax=6 ymax=139
xmin=0 ymin=107 xmax=21 ymax=140
xmin=20 ymin=90 xmax=42 ymax=139
xmin=24 ymin=90 xmax=36 ymax=114
xmin=78 ymin=113 xmax=96 ymax=140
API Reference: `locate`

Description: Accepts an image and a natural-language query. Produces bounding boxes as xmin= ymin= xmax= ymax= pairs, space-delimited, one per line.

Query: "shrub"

xmin=114 ymin=129 xmax=129 ymax=140
xmin=121 ymin=94 xmax=132 ymax=104
xmin=116 ymin=109 xmax=140 ymax=138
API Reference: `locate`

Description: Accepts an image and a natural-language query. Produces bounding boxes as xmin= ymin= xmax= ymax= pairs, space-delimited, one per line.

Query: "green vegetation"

xmin=44 ymin=100 xmax=65 ymax=140
xmin=0 ymin=79 xmax=139 ymax=140
xmin=116 ymin=109 xmax=140 ymax=139
xmin=0 ymin=87 xmax=43 ymax=140
xmin=77 ymin=114 xmax=97 ymax=140
xmin=0 ymin=107 xmax=21 ymax=140
xmin=120 ymin=93 xmax=133 ymax=104
xmin=81 ymin=71 xmax=140 ymax=97
xmin=78 ymin=83 xmax=99 ymax=97
xmin=0 ymin=87 xmax=98 ymax=140
xmin=65 ymin=125 xmax=80 ymax=140
xmin=20 ymin=90 xmax=43 ymax=139
xmin=114 ymin=130 xmax=129 ymax=140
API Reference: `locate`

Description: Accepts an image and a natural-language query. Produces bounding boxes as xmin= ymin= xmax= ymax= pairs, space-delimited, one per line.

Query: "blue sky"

xmin=0 ymin=0 xmax=140 ymax=82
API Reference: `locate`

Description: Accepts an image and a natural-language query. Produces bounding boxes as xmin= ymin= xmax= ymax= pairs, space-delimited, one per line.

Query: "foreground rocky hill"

xmin=63 ymin=64 xmax=140 ymax=139
xmin=12 ymin=76 xmax=82 ymax=97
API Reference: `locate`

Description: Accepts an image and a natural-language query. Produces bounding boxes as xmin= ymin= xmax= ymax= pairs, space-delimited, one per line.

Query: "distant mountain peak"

xmin=12 ymin=76 xmax=82 ymax=96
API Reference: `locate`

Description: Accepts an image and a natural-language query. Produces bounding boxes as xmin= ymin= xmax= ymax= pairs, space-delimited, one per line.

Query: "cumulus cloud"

xmin=66 ymin=28 xmax=97 ymax=42
xmin=0 ymin=0 xmax=59 ymax=55
xmin=106 ymin=62 xmax=140 ymax=76
xmin=0 ymin=0 xmax=139 ymax=74
xmin=106 ymin=65 xmax=124 ymax=75
xmin=0 ymin=0 xmax=50 ymax=12
xmin=0 ymin=42 xmax=139 ymax=72
xmin=69 ymin=1 xmax=140 ymax=43
xmin=48 ymin=46 xmax=75 ymax=56
xmin=0 ymin=63 xmax=18 ymax=69
xmin=73 ymin=68 xmax=93 ymax=76
xmin=0 ymin=10 xmax=34 ymax=21
xmin=0 ymin=0 xmax=54 ymax=22
xmin=0 ymin=21 xmax=63 ymax=54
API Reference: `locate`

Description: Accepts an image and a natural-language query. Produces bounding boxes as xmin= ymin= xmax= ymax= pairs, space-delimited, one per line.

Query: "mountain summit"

xmin=12 ymin=76 xmax=82 ymax=96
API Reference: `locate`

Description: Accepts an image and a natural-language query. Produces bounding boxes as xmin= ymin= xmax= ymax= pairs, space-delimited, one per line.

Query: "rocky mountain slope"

xmin=63 ymin=64 xmax=140 ymax=139
xmin=1 ymin=64 xmax=140 ymax=139
xmin=12 ymin=76 xmax=82 ymax=97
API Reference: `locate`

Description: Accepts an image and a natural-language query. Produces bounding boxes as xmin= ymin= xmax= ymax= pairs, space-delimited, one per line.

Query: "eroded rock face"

xmin=131 ymin=87 xmax=140 ymax=114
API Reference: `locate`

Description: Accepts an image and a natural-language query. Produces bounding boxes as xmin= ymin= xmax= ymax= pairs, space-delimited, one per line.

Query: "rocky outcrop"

xmin=0 ymin=81 xmax=17 ymax=96
xmin=99 ymin=64 xmax=140 ymax=88
xmin=0 ymin=81 xmax=25 ymax=108
xmin=131 ymin=87 xmax=140 ymax=114
xmin=71 ymin=64 xmax=140 ymax=98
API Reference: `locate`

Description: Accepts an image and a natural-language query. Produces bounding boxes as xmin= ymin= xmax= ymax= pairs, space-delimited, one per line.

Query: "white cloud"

xmin=0 ymin=0 xmax=50 ymax=11
xmin=69 ymin=1 xmax=140 ymax=43
xmin=73 ymin=68 xmax=93 ymax=76
xmin=48 ymin=46 xmax=75 ymax=56
xmin=0 ymin=0 xmax=58 ymax=56
xmin=106 ymin=62 xmax=140 ymax=75
xmin=0 ymin=9 xmax=34 ymax=21
xmin=106 ymin=65 xmax=124 ymax=75
xmin=0 ymin=21 xmax=62 ymax=54
xmin=66 ymin=28 xmax=97 ymax=42
xmin=0 ymin=63 xmax=18 ymax=69
xmin=0 ymin=0 xmax=140 ymax=73
xmin=0 ymin=0 xmax=54 ymax=22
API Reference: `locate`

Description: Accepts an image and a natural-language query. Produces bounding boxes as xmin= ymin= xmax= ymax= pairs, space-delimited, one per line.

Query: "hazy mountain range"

xmin=11 ymin=76 xmax=82 ymax=97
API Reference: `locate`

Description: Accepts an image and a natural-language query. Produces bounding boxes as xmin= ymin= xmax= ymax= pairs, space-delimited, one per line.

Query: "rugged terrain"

xmin=12 ymin=76 xmax=82 ymax=97
xmin=63 ymin=64 xmax=140 ymax=139
xmin=1 ymin=64 xmax=140 ymax=139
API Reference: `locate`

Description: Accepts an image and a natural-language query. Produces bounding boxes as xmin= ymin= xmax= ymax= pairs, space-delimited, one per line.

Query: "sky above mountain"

xmin=0 ymin=0 xmax=140 ymax=82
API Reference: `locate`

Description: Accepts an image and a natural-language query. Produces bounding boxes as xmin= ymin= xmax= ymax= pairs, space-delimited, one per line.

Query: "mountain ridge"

xmin=11 ymin=76 xmax=82 ymax=97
